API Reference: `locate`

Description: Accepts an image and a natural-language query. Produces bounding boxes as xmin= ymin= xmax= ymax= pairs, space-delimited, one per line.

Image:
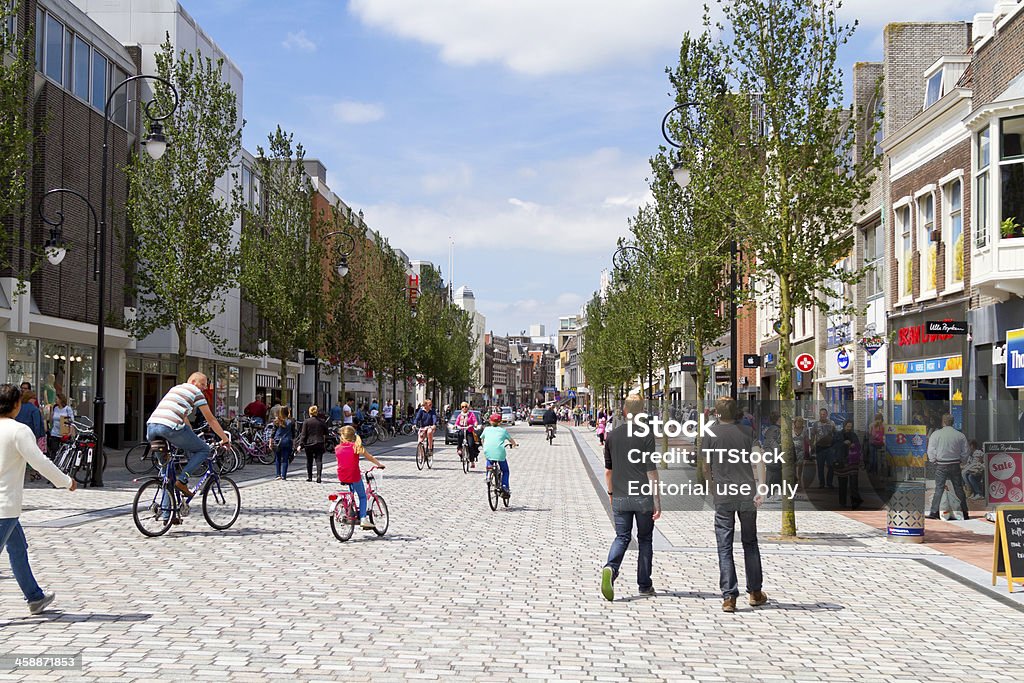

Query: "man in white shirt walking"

xmin=0 ymin=383 xmax=77 ymax=614
xmin=926 ymin=413 xmax=970 ymax=520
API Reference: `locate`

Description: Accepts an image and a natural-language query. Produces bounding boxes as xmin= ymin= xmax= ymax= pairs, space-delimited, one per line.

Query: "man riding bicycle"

xmin=146 ymin=372 xmax=230 ymax=497
xmin=542 ymin=405 xmax=558 ymax=440
xmin=413 ymin=399 xmax=439 ymax=453
xmin=453 ymin=402 xmax=480 ymax=467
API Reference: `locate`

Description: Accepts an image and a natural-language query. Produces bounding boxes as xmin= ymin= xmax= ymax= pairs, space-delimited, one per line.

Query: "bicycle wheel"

xmin=202 ymin=476 xmax=241 ymax=530
xmin=124 ymin=443 xmax=156 ymax=475
xmin=401 ymin=423 xmax=414 ymax=436
xmin=230 ymin=444 xmax=246 ymax=472
xmin=376 ymin=425 xmax=391 ymax=442
xmin=416 ymin=442 xmax=425 ymax=470
xmin=460 ymin=449 xmax=469 ymax=474
xmin=370 ymin=495 xmax=389 ymax=536
xmin=132 ymin=478 xmax=174 ymax=537
xmin=330 ymin=502 xmax=355 ymax=542
xmin=72 ymin=448 xmax=93 ymax=486
xmin=425 ymin=445 xmax=433 ymax=469
xmin=254 ymin=438 xmax=275 ymax=465
xmin=487 ymin=470 xmax=500 ymax=511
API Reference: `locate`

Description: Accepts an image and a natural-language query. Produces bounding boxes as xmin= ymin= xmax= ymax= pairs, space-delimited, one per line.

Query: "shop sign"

xmin=679 ymin=355 xmax=697 ymax=372
xmin=827 ymin=322 xmax=851 ymax=348
xmin=764 ymin=352 xmax=775 ymax=366
xmin=925 ymin=320 xmax=967 ymax=335
xmin=885 ymin=425 xmax=927 ymax=468
xmin=897 ymin=323 xmax=955 ymax=346
xmin=1007 ymin=328 xmax=1024 ymax=389
xmin=863 ymin=341 xmax=883 ymax=356
xmin=984 ymin=442 xmax=1024 ymax=505
xmin=891 ymin=355 xmax=962 ymax=378
xmin=836 ymin=348 xmax=850 ymax=370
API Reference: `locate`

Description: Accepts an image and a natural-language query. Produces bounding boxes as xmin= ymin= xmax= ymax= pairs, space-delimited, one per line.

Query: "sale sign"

xmin=985 ymin=442 xmax=1024 ymax=506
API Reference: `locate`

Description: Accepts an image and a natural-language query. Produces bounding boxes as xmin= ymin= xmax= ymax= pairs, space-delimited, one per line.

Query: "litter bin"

xmin=886 ymin=480 xmax=925 ymax=542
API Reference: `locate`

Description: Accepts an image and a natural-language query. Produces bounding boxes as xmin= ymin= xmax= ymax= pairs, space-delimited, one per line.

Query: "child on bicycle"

xmin=336 ymin=426 xmax=385 ymax=529
xmin=481 ymin=413 xmax=517 ymax=494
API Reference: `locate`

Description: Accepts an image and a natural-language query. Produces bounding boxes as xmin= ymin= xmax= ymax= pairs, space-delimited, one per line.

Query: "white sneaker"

xmin=28 ymin=592 xmax=55 ymax=615
xmin=360 ymin=517 xmax=374 ymax=529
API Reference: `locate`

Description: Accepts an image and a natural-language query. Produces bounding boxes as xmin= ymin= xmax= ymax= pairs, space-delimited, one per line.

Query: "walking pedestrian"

xmin=702 ymin=397 xmax=768 ymax=613
xmin=271 ymin=407 xmax=295 ymax=480
xmin=835 ymin=420 xmax=864 ymax=509
xmin=15 ymin=391 xmax=45 ymax=455
xmin=596 ymin=414 xmax=608 ymax=445
xmin=761 ymin=412 xmax=782 ymax=497
xmin=47 ymin=393 xmax=74 ymax=458
xmin=811 ymin=408 xmax=836 ymax=488
xmin=298 ymin=405 xmax=328 ymax=483
xmin=1 ymin=383 xmax=77 ymax=614
xmin=601 ymin=394 xmax=660 ymax=601
xmin=791 ymin=416 xmax=812 ymax=493
xmin=926 ymin=414 xmax=970 ymax=520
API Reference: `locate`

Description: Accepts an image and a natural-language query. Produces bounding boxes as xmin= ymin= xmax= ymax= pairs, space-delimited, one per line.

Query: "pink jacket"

xmin=596 ymin=418 xmax=607 ymax=435
xmin=454 ymin=410 xmax=478 ymax=429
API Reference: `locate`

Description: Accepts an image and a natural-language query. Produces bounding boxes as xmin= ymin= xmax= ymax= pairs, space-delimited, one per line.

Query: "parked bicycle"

xmin=328 ymin=466 xmax=389 ymax=541
xmin=131 ymin=438 xmax=241 ymax=537
xmin=51 ymin=418 xmax=103 ymax=486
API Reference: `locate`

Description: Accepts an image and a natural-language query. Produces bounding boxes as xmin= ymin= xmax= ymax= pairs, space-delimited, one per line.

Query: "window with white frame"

xmin=918 ymin=193 xmax=936 ymax=294
xmin=977 ymin=126 xmax=990 ymax=249
xmin=1000 ymin=115 xmax=1024 ymax=238
xmin=924 ymin=70 xmax=943 ymax=109
xmin=944 ymin=179 xmax=963 ymax=287
xmin=896 ymin=204 xmax=913 ymax=301
xmin=864 ymin=222 xmax=883 ymax=298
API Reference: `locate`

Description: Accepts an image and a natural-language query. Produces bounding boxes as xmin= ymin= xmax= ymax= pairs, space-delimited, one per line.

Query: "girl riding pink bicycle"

xmin=335 ymin=426 xmax=385 ymax=529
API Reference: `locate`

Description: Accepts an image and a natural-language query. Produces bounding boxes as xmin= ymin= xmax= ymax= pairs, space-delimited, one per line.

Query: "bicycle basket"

xmin=364 ymin=470 xmax=382 ymax=492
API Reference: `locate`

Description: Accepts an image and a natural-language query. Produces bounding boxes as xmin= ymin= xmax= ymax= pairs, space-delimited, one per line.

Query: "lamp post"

xmin=317 ymin=230 xmax=358 ymax=409
xmin=662 ymin=101 xmax=738 ymax=401
xmin=39 ymin=75 xmax=178 ymax=487
xmin=612 ymin=243 xmax=657 ymax=411
xmin=392 ymin=283 xmax=417 ymax=413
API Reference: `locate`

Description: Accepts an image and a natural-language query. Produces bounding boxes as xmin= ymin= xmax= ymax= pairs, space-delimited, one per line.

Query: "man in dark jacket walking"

xmin=298 ymin=405 xmax=330 ymax=483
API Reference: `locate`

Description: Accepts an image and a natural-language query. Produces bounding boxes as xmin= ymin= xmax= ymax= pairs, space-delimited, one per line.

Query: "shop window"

xmin=977 ymin=127 xmax=990 ymax=249
xmin=43 ymin=13 xmax=63 ymax=84
xmin=68 ymin=345 xmax=94 ymax=419
xmin=918 ymin=193 xmax=936 ymax=294
xmin=944 ymin=179 xmax=963 ymax=286
xmin=1001 ymin=116 xmax=1024 ymax=239
xmin=7 ymin=337 xmax=38 ymax=389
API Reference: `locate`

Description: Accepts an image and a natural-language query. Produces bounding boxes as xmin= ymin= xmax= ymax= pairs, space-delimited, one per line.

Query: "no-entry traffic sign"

xmin=795 ymin=353 xmax=815 ymax=372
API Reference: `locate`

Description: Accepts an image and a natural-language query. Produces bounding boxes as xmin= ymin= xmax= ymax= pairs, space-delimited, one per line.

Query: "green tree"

xmin=320 ymin=203 xmax=364 ymax=404
xmin=356 ymin=237 xmax=410 ymax=401
xmin=239 ymin=127 xmax=325 ymax=406
xmin=680 ymin=1 xmax=880 ymax=536
xmin=1 ymin=1 xmax=39 ymax=281
xmin=125 ymin=37 xmax=242 ymax=380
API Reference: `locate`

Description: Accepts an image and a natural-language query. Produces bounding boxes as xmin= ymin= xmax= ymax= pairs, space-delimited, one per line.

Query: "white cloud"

xmin=282 ymin=30 xmax=317 ymax=53
xmin=355 ymin=147 xmax=650 ymax=258
xmin=420 ymin=163 xmax=473 ymax=194
xmin=348 ymin=0 xmax=994 ymax=76
xmin=348 ymin=0 xmax=701 ymax=76
xmin=476 ymin=293 xmax=585 ymax=336
xmin=331 ymin=100 xmax=385 ymax=124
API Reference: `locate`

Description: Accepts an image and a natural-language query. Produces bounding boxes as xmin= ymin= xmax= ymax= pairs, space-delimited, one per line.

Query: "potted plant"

xmin=1000 ymin=216 xmax=1023 ymax=239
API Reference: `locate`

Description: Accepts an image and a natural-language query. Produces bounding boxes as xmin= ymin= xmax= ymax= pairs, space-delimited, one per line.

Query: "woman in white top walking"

xmin=0 ymin=383 xmax=77 ymax=614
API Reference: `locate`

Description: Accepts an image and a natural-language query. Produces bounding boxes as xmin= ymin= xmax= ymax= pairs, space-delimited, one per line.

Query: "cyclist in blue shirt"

xmin=413 ymin=399 xmax=439 ymax=453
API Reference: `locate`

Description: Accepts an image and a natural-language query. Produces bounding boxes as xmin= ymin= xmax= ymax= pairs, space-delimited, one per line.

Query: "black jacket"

xmin=298 ymin=414 xmax=330 ymax=448
xmin=542 ymin=409 xmax=558 ymax=425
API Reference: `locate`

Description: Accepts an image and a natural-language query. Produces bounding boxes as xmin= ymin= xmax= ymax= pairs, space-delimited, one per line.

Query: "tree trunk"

xmin=695 ymin=345 xmax=708 ymax=488
xmin=659 ymin=361 xmax=670 ymax=470
xmin=279 ymin=353 xmax=290 ymax=415
xmin=778 ymin=274 xmax=797 ymax=537
xmin=176 ymin=323 xmax=189 ymax=383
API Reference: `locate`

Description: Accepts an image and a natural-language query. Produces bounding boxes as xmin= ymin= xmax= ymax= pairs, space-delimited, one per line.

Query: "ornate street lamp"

xmin=662 ymin=101 xmax=738 ymax=400
xmin=39 ymin=75 xmax=178 ymax=487
xmin=323 ymin=230 xmax=356 ymax=278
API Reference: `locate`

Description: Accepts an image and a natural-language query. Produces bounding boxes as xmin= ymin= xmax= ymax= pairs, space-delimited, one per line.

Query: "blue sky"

xmin=188 ymin=0 xmax=992 ymax=337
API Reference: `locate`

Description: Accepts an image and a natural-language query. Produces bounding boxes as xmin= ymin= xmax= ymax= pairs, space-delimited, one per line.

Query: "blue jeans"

xmin=1 ymin=518 xmax=45 ymax=603
xmin=486 ymin=459 xmax=510 ymax=490
xmin=147 ymin=423 xmax=211 ymax=484
xmin=965 ymin=471 xmax=984 ymax=497
xmin=276 ymin=443 xmax=292 ymax=478
xmin=348 ymin=479 xmax=367 ymax=518
xmin=714 ymin=502 xmax=763 ymax=599
xmin=604 ymin=498 xmax=655 ymax=591
xmin=815 ymin=446 xmax=835 ymax=487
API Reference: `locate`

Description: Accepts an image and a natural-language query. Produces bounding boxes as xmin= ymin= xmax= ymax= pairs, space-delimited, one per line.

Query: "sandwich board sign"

xmin=992 ymin=505 xmax=1024 ymax=593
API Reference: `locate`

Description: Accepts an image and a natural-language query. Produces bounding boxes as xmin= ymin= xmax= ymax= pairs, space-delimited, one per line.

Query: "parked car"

xmin=445 ymin=410 xmax=483 ymax=444
xmin=501 ymin=407 xmax=515 ymax=425
xmin=528 ymin=408 xmax=546 ymax=426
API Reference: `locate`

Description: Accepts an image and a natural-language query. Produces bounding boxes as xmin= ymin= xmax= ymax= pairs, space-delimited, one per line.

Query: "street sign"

xmin=795 ymin=353 xmax=815 ymax=373
xmin=567 ymin=389 xmax=577 ymax=399
xmin=773 ymin=320 xmax=783 ymax=334
xmin=764 ymin=352 xmax=775 ymax=366
xmin=742 ymin=354 xmax=761 ymax=368
xmin=1008 ymin=328 xmax=1024 ymax=389
xmin=837 ymin=348 xmax=850 ymax=370
xmin=302 ymin=349 xmax=317 ymax=366
xmin=926 ymin=320 xmax=968 ymax=335
xmin=680 ymin=355 xmax=697 ymax=371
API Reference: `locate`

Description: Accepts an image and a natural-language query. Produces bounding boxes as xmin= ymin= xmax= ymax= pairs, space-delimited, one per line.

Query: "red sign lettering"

xmin=898 ymin=319 xmax=954 ymax=346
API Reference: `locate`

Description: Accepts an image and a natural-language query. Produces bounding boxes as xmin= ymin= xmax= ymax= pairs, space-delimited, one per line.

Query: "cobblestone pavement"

xmin=0 ymin=425 xmax=1020 ymax=682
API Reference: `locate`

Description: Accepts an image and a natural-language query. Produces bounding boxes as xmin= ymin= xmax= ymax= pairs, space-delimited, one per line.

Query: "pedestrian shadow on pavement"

xmin=765 ymin=601 xmax=844 ymax=611
xmin=616 ymin=590 xmax=720 ymax=602
xmin=503 ymin=506 xmax=552 ymax=513
xmin=173 ymin=527 xmax=291 ymax=537
xmin=2 ymin=611 xmax=152 ymax=627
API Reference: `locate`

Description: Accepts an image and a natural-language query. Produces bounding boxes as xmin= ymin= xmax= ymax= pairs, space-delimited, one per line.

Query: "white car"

xmin=500 ymin=408 xmax=515 ymax=425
